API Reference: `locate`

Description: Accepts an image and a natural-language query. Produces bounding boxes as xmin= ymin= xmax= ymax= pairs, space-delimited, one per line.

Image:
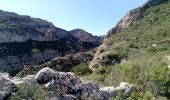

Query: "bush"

xmin=0 ymin=69 xmax=5 ymax=73
xmin=71 ymin=63 xmax=92 ymax=76
xmin=82 ymin=66 xmax=112 ymax=85
xmin=10 ymin=83 xmax=46 ymax=100
xmin=103 ymin=50 xmax=128 ymax=65
xmin=146 ymin=63 xmax=170 ymax=97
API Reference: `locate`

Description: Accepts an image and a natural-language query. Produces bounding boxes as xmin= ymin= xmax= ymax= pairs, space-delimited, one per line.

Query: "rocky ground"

xmin=0 ymin=67 xmax=137 ymax=100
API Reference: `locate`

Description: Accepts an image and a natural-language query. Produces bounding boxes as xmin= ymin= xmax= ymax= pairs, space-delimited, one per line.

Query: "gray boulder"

xmin=0 ymin=74 xmax=17 ymax=100
xmin=100 ymin=82 xmax=137 ymax=99
xmin=35 ymin=67 xmax=137 ymax=100
xmin=45 ymin=91 xmax=77 ymax=100
xmin=35 ymin=67 xmax=102 ymax=99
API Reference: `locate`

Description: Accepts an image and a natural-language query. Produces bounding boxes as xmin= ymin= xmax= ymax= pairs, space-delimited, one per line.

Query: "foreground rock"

xmin=35 ymin=67 xmax=100 ymax=99
xmin=35 ymin=67 xmax=137 ymax=100
xmin=11 ymin=75 xmax=36 ymax=85
xmin=100 ymin=82 xmax=136 ymax=99
xmin=0 ymin=73 xmax=17 ymax=100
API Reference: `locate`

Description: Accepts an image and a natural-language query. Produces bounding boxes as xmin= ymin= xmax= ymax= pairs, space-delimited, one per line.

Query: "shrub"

xmin=82 ymin=66 xmax=112 ymax=84
xmin=120 ymin=63 xmax=140 ymax=83
xmin=10 ymin=83 xmax=46 ymax=100
xmin=103 ymin=50 xmax=128 ymax=65
xmin=0 ymin=69 xmax=5 ymax=73
xmin=71 ymin=63 xmax=92 ymax=76
xmin=31 ymin=48 xmax=40 ymax=53
xmin=94 ymin=66 xmax=111 ymax=75
xmin=128 ymin=43 xmax=139 ymax=49
xmin=146 ymin=63 xmax=170 ymax=96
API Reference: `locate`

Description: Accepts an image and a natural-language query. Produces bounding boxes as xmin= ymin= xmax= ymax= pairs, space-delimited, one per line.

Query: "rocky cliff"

xmin=0 ymin=10 xmax=102 ymax=76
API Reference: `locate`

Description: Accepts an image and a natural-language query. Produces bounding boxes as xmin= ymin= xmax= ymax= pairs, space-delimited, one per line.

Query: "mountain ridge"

xmin=0 ymin=9 xmax=103 ymax=75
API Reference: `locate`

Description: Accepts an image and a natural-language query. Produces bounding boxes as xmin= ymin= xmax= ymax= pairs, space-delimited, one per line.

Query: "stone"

xmin=0 ymin=76 xmax=17 ymax=100
xmin=0 ymin=73 xmax=11 ymax=80
xmin=35 ymin=67 xmax=100 ymax=99
xmin=100 ymin=82 xmax=137 ymax=98
xmin=35 ymin=67 xmax=137 ymax=100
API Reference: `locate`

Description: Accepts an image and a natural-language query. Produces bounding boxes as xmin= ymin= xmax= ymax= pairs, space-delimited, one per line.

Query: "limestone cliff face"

xmin=89 ymin=39 xmax=109 ymax=69
xmin=107 ymin=8 xmax=142 ymax=37
xmin=107 ymin=0 xmax=168 ymax=36
xmin=89 ymin=0 xmax=168 ymax=69
xmin=0 ymin=10 xmax=102 ymax=75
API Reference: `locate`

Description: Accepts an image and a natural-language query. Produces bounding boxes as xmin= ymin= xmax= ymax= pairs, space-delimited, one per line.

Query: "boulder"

xmin=11 ymin=75 xmax=36 ymax=85
xmin=35 ymin=67 xmax=102 ymax=99
xmin=45 ymin=91 xmax=77 ymax=100
xmin=0 ymin=73 xmax=11 ymax=79
xmin=0 ymin=75 xmax=17 ymax=100
xmin=100 ymin=82 xmax=137 ymax=98
xmin=35 ymin=67 xmax=137 ymax=100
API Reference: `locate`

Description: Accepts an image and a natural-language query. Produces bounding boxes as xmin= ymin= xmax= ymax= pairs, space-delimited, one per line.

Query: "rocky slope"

xmin=89 ymin=0 xmax=169 ymax=69
xmin=16 ymin=51 xmax=95 ymax=76
xmin=87 ymin=0 xmax=170 ymax=99
xmin=0 ymin=10 xmax=103 ymax=76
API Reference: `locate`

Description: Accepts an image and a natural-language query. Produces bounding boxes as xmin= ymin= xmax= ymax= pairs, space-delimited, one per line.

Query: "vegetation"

xmin=71 ymin=63 xmax=92 ymax=76
xmin=83 ymin=0 xmax=170 ymax=99
xmin=10 ymin=83 xmax=46 ymax=100
xmin=0 ymin=69 xmax=5 ymax=73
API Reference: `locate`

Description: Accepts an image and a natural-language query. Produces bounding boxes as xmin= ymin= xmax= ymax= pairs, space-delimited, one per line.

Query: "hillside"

xmin=84 ymin=0 xmax=170 ymax=99
xmin=0 ymin=0 xmax=170 ymax=100
xmin=0 ymin=10 xmax=103 ymax=75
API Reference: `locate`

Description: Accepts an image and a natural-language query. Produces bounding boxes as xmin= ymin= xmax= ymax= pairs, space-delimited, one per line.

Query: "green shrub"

xmin=146 ymin=63 xmax=170 ymax=96
xmin=0 ymin=69 xmax=5 ymax=73
xmin=128 ymin=43 xmax=139 ymax=49
xmin=103 ymin=50 xmax=128 ymax=65
xmin=71 ymin=63 xmax=92 ymax=76
xmin=10 ymin=83 xmax=46 ymax=100
xmin=82 ymin=66 xmax=112 ymax=85
xmin=120 ymin=63 xmax=140 ymax=83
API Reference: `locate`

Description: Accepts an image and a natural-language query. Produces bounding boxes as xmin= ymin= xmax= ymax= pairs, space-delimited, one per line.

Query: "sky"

xmin=0 ymin=0 xmax=147 ymax=36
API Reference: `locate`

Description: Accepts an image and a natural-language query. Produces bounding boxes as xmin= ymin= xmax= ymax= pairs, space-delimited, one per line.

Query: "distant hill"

xmin=70 ymin=29 xmax=104 ymax=43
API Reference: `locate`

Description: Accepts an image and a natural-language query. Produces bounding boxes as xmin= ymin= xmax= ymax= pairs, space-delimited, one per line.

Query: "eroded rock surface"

xmin=0 ymin=73 xmax=17 ymax=100
xmin=35 ymin=67 xmax=137 ymax=100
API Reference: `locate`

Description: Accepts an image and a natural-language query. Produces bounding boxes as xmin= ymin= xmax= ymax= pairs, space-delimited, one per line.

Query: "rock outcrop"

xmin=107 ymin=0 xmax=167 ymax=36
xmin=0 ymin=73 xmax=17 ymax=100
xmin=100 ymin=82 xmax=137 ymax=99
xmin=35 ymin=67 xmax=137 ymax=100
xmin=35 ymin=67 xmax=100 ymax=99
xmin=89 ymin=40 xmax=109 ymax=69
xmin=16 ymin=51 xmax=95 ymax=76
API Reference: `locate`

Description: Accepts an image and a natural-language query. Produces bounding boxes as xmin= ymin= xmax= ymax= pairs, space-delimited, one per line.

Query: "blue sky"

xmin=0 ymin=0 xmax=147 ymax=35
